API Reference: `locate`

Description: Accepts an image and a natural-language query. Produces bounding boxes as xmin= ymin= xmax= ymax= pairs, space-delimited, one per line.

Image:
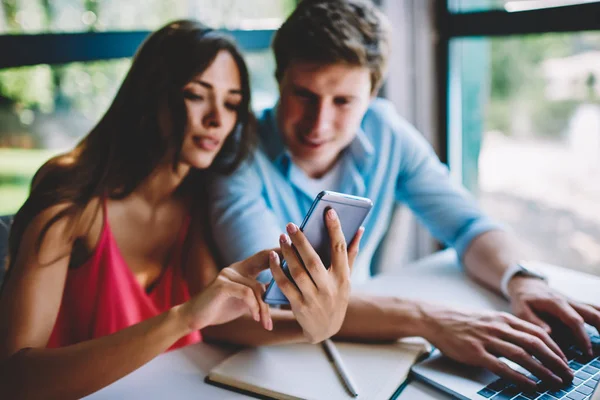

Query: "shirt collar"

xmin=348 ymin=126 xmax=375 ymax=172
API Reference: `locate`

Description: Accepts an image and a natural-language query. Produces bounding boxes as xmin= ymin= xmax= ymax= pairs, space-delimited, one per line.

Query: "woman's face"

xmin=179 ymin=50 xmax=243 ymax=169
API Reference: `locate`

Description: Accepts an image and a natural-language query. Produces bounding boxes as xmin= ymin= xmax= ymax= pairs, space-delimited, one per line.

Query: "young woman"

xmin=0 ymin=20 xmax=360 ymax=399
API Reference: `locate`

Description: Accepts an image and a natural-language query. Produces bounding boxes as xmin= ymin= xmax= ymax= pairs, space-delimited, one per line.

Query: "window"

xmin=0 ymin=0 xmax=292 ymax=215
xmin=448 ymin=0 xmax=600 ymax=13
xmin=446 ymin=2 xmax=600 ymax=275
xmin=0 ymin=59 xmax=129 ymax=215
xmin=0 ymin=0 xmax=295 ymax=33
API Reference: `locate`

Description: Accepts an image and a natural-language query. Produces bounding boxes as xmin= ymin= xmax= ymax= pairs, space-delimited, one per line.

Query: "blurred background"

xmin=446 ymin=0 xmax=600 ymax=276
xmin=1 ymin=0 xmax=599 ymax=276
xmin=0 ymin=0 xmax=293 ymax=213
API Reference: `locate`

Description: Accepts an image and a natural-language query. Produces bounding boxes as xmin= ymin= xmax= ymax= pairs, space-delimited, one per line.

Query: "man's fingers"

xmin=506 ymin=314 xmax=567 ymax=362
xmin=488 ymin=339 xmax=565 ymax=389
xmin=500 ymin=326 xmax=572 ymax=384
xmin=347 ymin=226 xmax=365 ymax=271
xmin=570 ymin=301 xmax=600 ymax=334
xmin=534 ymin=300 xmax=592 ymax=356
xmin=478 ymin=353 xmax=539 ymax=391
xmin=268 ymin=250 xmax=302 ymax=304
xmin=516 ymin=305 xmax=552 ymax=334
xmin=325 ymin=208 xmax=350 ymax=278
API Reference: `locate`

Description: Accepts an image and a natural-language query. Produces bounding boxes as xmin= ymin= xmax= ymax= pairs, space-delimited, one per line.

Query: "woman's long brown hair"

xmin=4 ymin=20 xmax=255 ymax=284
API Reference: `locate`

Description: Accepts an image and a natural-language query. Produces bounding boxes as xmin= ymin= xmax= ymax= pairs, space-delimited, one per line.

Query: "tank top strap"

xmin=101 ymin=195 xmax=109 ymax=226
xmin=170 ymin=214 xmax=190 ymax=271
xmin=86 ymin=194 xmax=113 ymax=262
xmin=177 ymin=215 xmax=191 ymax=245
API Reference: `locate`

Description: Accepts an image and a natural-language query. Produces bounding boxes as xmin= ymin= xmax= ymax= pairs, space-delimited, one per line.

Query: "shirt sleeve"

xmin=385 ymin=103 xmax=504 ymax=260
xmin=207 ymin=158 xmax=282 ymax=281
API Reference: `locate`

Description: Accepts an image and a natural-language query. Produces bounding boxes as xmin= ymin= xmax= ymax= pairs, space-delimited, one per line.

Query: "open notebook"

xmin=206 ymin=338 xmax=431 ymax=400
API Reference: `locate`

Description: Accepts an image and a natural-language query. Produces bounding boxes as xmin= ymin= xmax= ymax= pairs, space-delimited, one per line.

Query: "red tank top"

xmin=47 ymin=199 xmax=201 ymax=350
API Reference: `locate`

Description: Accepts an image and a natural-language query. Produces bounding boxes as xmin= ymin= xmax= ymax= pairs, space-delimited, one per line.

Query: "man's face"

xmin=277 ymin=62 xmax=372 ymax=178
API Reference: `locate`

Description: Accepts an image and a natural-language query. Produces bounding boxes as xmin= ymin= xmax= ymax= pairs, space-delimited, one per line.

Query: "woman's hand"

xmin=269 ymin=209 xmax=364 ymax=344
xmin=178 ymin=250 xmax=275 ymax=332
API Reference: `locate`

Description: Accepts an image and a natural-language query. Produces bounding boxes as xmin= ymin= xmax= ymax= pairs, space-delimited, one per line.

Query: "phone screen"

xmin=263 ymin=191 xmax=372 ymax=305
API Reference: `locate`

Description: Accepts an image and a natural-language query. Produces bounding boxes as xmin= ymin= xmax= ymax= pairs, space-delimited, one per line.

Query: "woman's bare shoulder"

xmin=27 ymin=196 xmax=101 ymax=241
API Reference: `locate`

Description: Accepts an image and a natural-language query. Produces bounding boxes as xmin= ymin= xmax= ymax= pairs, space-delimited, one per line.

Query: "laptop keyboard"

xmin=477 ymin=328 xmax=600 ymax=400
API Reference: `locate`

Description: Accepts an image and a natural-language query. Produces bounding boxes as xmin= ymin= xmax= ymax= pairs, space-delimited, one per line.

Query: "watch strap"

xmin=500 ymin=262 xmax=547 ymax=299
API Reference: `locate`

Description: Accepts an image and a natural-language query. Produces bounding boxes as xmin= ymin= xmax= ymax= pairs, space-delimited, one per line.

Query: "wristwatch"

xmin=500 ymin=261 xmax=547 ymax=299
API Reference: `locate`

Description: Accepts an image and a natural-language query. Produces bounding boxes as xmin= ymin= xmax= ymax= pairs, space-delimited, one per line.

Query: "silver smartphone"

xmin=262 ymin=190 xmax=373 ymax=305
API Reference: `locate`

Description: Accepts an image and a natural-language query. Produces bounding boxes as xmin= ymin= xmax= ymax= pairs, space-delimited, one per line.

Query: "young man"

xmin=206 ymin=0 xmax=600 ymax=389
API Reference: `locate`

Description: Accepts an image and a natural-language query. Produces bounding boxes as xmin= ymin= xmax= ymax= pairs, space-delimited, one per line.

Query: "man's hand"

xmin=420 ymin=304 xmax=573 ymax=391
xmin=508 ymin=276 xmax=600 ymax=357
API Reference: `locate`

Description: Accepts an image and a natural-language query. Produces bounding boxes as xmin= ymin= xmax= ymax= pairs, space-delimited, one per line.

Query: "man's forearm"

xmin=462 ymin=230 xmax=520 ymax=294
xmin=201 ymin=309 xmax=307 ymax=347
xmin=336 ymin=294 xmax=426 ymax=341
xmin=203 ymin=294 xmax=429 ymax=346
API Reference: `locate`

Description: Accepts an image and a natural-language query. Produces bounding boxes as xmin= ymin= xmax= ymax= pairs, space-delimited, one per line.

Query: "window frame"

xmin=0 ymin=29 xmax=275 ymax=68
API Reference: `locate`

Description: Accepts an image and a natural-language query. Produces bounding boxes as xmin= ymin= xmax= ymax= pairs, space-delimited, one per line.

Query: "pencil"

xmin=321 ymin=339 xmax=359 ymax=397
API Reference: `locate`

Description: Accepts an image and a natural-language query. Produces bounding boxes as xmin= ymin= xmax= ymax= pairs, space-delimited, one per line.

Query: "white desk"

xmin=85 ymin=250 xmax=600 ymax=400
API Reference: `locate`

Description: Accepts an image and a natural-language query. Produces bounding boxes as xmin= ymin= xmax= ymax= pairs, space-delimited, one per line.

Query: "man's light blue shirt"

xmin=208 ymin=98 xmax=502 ymax=283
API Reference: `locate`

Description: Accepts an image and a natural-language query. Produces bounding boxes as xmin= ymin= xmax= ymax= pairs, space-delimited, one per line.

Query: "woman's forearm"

xmin=0 ymin=306 xmax=190 ymax=399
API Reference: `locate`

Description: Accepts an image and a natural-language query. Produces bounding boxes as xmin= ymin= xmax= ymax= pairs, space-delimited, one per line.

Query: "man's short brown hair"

xmin=272 ymin=0 xmax=391 ymax=93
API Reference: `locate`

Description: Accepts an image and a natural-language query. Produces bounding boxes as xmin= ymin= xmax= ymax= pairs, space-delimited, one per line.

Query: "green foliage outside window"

xmin=486 ymin=33 xmax=600 ymax=138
